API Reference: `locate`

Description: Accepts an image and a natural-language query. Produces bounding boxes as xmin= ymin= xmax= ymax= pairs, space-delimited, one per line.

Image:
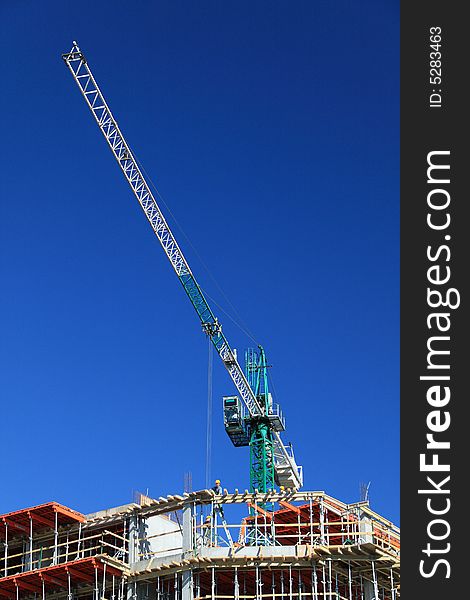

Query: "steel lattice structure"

xmin=62 ymin=42 xmax=302 ymax=490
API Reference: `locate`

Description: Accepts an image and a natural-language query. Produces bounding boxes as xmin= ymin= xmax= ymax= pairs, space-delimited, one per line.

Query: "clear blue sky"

xmin=0 ymin=1 xmax=399 ymax=524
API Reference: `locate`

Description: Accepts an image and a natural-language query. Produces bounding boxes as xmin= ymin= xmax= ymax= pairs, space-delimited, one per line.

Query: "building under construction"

xmin=0 ymin=490 xmax=399 ymax=600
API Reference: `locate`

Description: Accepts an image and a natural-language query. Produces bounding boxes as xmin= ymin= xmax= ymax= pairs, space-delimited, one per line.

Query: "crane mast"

xmin=62 ymin=42 xmax=302 ymax=491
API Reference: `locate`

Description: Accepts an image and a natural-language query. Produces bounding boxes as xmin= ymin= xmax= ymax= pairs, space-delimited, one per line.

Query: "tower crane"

xmin=62 ymin=42 xmax=303 ymax=493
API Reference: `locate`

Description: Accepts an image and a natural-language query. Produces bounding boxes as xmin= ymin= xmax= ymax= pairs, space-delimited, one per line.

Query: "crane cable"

xmin=129 ymin=152 xmax=262 ymax=488
xmin=205 ymin=337 xmax=213 ymax=490
xmin=203 ymin=289 xmax=258 ymax=346
xmin=132 ymin=152 xmax=260 ymax=346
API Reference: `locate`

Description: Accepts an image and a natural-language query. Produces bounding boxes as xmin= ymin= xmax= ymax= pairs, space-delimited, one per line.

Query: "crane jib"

xmin=178 ymin=272 xmax=215 ymax=327
xmin=62 ymin=42 xmax=302 ymax=489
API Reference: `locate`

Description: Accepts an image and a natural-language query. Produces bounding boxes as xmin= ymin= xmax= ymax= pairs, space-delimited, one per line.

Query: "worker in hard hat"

xmin=201 ymin=514 xmax=212 ymax=546
xmin=212 ymin=479 xmax=223 ymax=495
xmin=211 ymin=479 xmax=224 ymax=519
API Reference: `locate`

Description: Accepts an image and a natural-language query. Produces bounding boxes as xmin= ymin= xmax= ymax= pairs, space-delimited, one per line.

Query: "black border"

xmin=401 ymin=4 xmax=466 ymax=596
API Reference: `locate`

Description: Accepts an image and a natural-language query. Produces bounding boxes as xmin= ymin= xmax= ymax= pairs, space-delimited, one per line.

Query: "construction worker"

xmin=212 ymin=479 xmax=223 ymax=495
xmin=212 ymin=479 xmax=224 ymax=519
xmin=201 ymin=514 xmax=212 ymax=546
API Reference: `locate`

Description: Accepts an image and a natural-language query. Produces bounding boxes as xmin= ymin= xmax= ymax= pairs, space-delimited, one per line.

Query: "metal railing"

xmin=2 ymin=529 xmax=128 ymax=578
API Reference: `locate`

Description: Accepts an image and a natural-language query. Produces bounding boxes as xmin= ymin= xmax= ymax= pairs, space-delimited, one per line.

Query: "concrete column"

xmin=358 ymin=514 xmax=373 ymax=544
xmin=128 ymin=514 xmax=139 ymax=565
xmin=182 ymin=570 xmax=193 ymax=600
xmin=362 ymin=562 xmax=379 ymax=600
xmin=127 ymin=514 xmax=139 ymax=600
xmin=127 ymin=580 xmax=137 ymax=600
xmin=182 ymin=502 xmax=193 ymax=554
xmin=181 ymin=502 xmax=194 ymax=600
xmin=135 ymin=581 xmax=153 ymax=600
xmin=362 ymin=579 xmax=375 ymax=600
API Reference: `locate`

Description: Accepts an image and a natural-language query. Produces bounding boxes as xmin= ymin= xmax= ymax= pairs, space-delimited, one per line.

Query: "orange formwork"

xmin=0 ymin=503 xmax=85 ymax=539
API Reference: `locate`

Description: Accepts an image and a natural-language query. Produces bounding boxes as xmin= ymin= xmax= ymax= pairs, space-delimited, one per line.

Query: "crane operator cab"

xmin=223 ymin=396 xmax=250 ymax=447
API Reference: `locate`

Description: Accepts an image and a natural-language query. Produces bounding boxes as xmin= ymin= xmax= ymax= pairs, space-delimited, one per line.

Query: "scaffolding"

xmin=0 ymin=491 xmax=399 ymax=600
xmin=0 ymin=503 xmax=127 ymax=600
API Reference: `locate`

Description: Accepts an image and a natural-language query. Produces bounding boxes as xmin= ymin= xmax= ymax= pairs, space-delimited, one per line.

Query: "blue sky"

xmin=0 ymin=1 xmax=399 ymax=524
